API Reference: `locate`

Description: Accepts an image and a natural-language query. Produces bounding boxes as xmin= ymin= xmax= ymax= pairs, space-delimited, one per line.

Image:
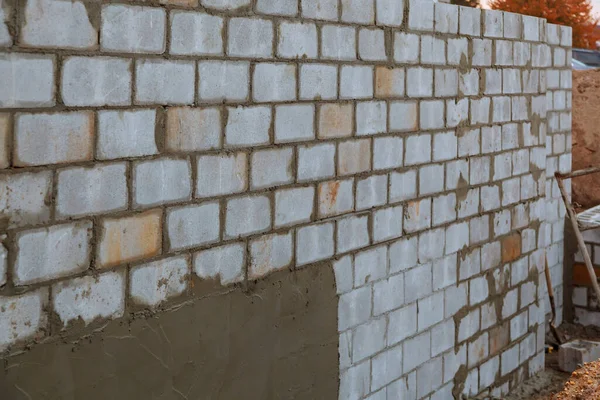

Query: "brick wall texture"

xmin=0 ymin=0 xmax=572 ymax=398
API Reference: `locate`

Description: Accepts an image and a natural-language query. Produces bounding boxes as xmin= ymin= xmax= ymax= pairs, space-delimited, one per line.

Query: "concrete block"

xmin=433 ymin=254 xmax=457 ymax=293
xmin=318 ymin=179 xmax=354 ymax=217
xmin=341 ymin=65 xmax=373 ymax=99
xmin=53 ymin=271 xmax=125 ymax=327
xmin=375 ymin=67 xmax=404 ymax=98
xmin=333 ymin=256 xmax=353 ymax=295
xmin=302 ymin=0 xmax=338 ymax=20
xmin=354 ymin=246 xmax=388 ymax=290
xmin=502 ymin=123 xmax=519 ymax=150
xmin=420 ymin=100 xmax=445 ymax=130
xmin=459 ymin=5 xmax=481 ymax=36
xmin=501 ymin=344 xmax=520 ymax=375
xmin=408 ymin=0 xmax=434 ymax=31
xmin=0 ymin=171 xmax=52 ymax=229
xmin=484 ymin=69 xmax=502 ymax=95
xmin=201 ymin=0 xmax=250 ymax=9
xmin=502 ymin=177 xmax=521 ymax=205
xmin=418 ymin=291 xmax=444 ymax=331
xmin=134 ymin=158 xmax=191 ymax=207
xmin=407 ymin=67 xmax=433 ymax=97
xmin=376 ymin=0 xmax=403 ymax=26
xmin=390 ymin=101 xmax=418 ymax=132
xmin=559 ymin=340 xmax=600 ymax=372
xmin=275 ymin=186 xmax=314 ymax=227
xmin=374 ymin=136 xmax=402 ymax=170
xmin=57 ymin=163 xmax=127 ymax=218
xmin=561 ymin=25 xmax=573 ymax=46
xmin=404 ymin=331 xmax=431 ymax=372
xmin=278 ymin=22 xmax=317 ymax=59
xmin=470 ymin=156 xmax=491 ymax=185
xmin=0 ymin=243 xmax=5 ymax=286
xmin=275 ymin=104 xmax=314 ymax=143
xmin=341 ymin=0 xmax=374 ymax=24
xmin=253 ymin=63 xmax=296 ymax=102
xmin=443 ymin=345 xmax=467 ymax=383
xmin=339 ymin=285 xmax=371 ymax=330
xmin=405 ymin=262 xmax=432 ymax=303
xmin=165 ymin=107 xmax=220 ymax=152
xmin=228 ymin=18 xmax=273 ymax=58
xmin=251 ymin=147 xmax=293 ymax=189
xmin=446 ymin=159 xmax=469 ymax=190
xmin=418 ymin=227 xmax=445 ymax=264
xmin=445 ymin=283 xmax=468 ymax=319
xmin=359 ymin=28 xmax=386 ymax=61
xmin=523 ymin=15 xmax=540 ymax=41
xmin=196 ymin=153 xmax=247 ymax=198
xmin=130 ymin=256 xmax=189 ymax=307
xmin=198 ymin=61 xmax=249 ymax=102
xmin=484 ymin=10 xmax=503 ymax=38
xmin=62 ymin=57 xmax=130 ymax=106
xmin=447 ymin=98 xmax=469 ymax=128
xmin=404 ymin=197 xmax=432 ymax=234
xmin=225 ymin=106 xmax=271 ymax=146
xmin=472 ymin=39 xmax=492 ymax=66
xmin=256 ymin=0 xmax=297 ymax=15
xmin=98 ymin=210 xmax=162 ymax=268
xmin=338 ymin=139 xmax=371 ymax=175
xmin=433 ymin=131 xmax=457 ymax=161
xmin=417 ymin=358 xmax=443 ymax=398
xmin=373 ymin=205 xmax=403 ymax=242
xmin=298 ymin=143 xmax=335 ymax=181
xmin=20 ymin=0 xmax=97 ymax=49
xmin=318 ymin=103 xmax=352 ymax=139
xmin=101 ymin=5 xmax=165 ymax=53
xmin=357 ymin=101 xmax=386 ymax=135
xmin=249 ymin=232 xmax=293 ymax=280
xmin=98 ymin=109 xmax=157 ymax=159
xmin=14 ymin=222 xmax=91 ymax=286
xmin=433 ymin=193 xmax=457 ymax=226
xmin=387 ymin=372 xmax=417 ymax=399
xmin=459 ymin=69 xmax=479 ymax=97
xmin=322 ymin=25 xmax=356 ymax=60
xmin=371 ymin=345 xmax=403 ymax=391
xmin=388 ymin=303 xmax=417 ymax=345
xmin=136 ymin=59 xmax=194 ymax=105
xmin=337 ymin=215 xmax=370 ymax=254
xmin=297 ymin=222 xmax=334 ymax=265
xmin=503 ymin=68 xmax=522 ymax=94
xmin=170 ymin=11 xmax=223 ymax=56
xmin=0 ymin=53 xmax=55 ymax=108
xmin=515 ymin=42 xmax=531 ymax=66
xmin=405 ymin=134 xmax=431 ymax=165
xmin=0 ymin=114 xmax=7 ymax=169
xmin=470 ymin=214 xmax=490 ymax=244
xmin=194 ymin=243 xmax=244 ymax=285
xmin=503 ymin=11 xmax=522 ymax=39
xmin=0 ymin=5 xmax=8 ymax=47
xmin=394 ymin=32 xmax=420 ymax=64
xmin=470 ymin=97 xmax=491 ymax=125
xmin=457 ymin=188 xmax=479 ymax=219
xmin=419 ymin=164 xmax=444 ymax=196
xmin=496 ymin=40 xmax=513 ymax=66
xmin=167 ymin=203 xmax=219 ymax=251
xmin=15 ymin=111 xmax=93 ymax=166
xmin=436 ymin=69 xmax=459 ymax=97
xmin=431 ymin=318 xmax=455 ymax=356
xmin=300 ymin=64 xmax=337 ymax=100
xmin=0 ymin=289 xmax=48 ymax=351
xmin=339 ymin=360 xmax=370 ymax=400
xmin=421 ymin=35 xmax=446 ymax=65
xmin=353 ymin=318 xmax=386 ymax=362
xmin=356 ymin=175 xmax=387 ymax=210
xmin=458 ymin=308 xmax=480 ymax=342
xmin=448 ymin=37 xmax=468 ymax=65
xmin=435 ymin=2 xmax=458 ymax=33
xmin=446 ymin=221 xmax=469 ymax=254
xmin=225 ymin=195 xmax=271 ymax=238
xmin=390 ymin=170 xmax=417 ymax=203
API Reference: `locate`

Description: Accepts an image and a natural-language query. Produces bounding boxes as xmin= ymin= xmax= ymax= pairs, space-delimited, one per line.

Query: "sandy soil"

xmin=572 ymin=70 xmax=600 ymax=209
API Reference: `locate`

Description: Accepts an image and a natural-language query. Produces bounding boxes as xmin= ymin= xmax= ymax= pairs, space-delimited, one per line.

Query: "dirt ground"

xmin=571 ymin=70 xmax=600 ymax=209
xmin=504 ymin=323 xmax=600 ymax=400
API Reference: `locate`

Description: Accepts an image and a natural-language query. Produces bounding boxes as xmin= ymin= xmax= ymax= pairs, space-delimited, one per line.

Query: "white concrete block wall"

xmin=0 ymin=1 xmax=572 ymax=398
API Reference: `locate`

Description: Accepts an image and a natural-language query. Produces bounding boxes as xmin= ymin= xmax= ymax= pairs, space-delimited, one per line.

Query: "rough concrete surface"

xmin=0 ymin=264 xmax=338 ymax=400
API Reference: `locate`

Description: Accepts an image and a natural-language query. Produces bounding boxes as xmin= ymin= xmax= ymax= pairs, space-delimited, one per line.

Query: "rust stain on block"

xmin=99 ymin=209 xmax=162 ymax=269
xmin=501 ymin=233 xmax=521 ymax=263
xmin=489 ymin=322 xmax=509 ymax=355
xmin=318 ymin=103 xmax=352 ymax=139
xmin=375 ymin=67 xmax=401 ymax=98
xmin=573 ymin=262 xmax=600 ymax=287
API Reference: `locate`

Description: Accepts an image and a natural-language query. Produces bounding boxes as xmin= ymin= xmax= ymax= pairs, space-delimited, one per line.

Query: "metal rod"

xmin=555 ymin=175 xmax=600 ymax=307
xmin=556 ymin=166 xmax=600 ymax=180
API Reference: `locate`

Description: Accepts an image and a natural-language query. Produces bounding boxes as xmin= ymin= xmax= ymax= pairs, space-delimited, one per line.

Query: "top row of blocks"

xmin=1 ymin=0 xmax=572 ymax=51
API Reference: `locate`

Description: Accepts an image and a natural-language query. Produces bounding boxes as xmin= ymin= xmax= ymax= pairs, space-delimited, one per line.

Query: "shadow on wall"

xmin=0 ymin=264 xmax=339 ymax=400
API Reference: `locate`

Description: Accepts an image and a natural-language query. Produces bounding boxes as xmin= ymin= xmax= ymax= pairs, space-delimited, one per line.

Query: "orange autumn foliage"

xmin=489 ymin=0 xmax=600 ymax=49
